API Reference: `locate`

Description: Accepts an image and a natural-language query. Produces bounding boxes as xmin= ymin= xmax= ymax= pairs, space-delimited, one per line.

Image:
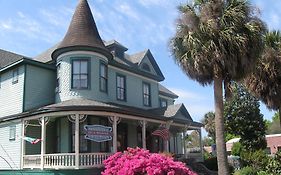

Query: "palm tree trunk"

xmin=278 ymin=107 xmax=281 ymax=128
xmin=214 ymin=74 xmax=229 ymax=175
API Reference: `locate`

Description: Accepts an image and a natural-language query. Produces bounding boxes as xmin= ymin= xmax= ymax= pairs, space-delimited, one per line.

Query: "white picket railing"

xmin=23 ymin=153 xmax=112 ymax=169
xmin=79 ymin=153 xmax=112 ymax=168
xmin=44 ymin=153 xmax=76 ymax=169
xmin=23 ymin=155 xmax=41 ymax=169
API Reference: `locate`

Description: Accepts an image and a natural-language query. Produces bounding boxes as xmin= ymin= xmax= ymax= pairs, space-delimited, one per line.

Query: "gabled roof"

xmin=129 ymin=50 xmax=148 ymax=64
xmin=128 ymin=49 xmax=164 ymax=79
xmin=159 ymin=84 xmax=179 ymax=99
xmin=0 ymin=49 xmax=25 ymax=68
xmin=52 ymin=0 xmax=111 ymax=59
xmin=34 ymin=43 xmax=59 ymax=63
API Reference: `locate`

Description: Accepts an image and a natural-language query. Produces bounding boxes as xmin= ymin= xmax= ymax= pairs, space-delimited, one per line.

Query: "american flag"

xmin=152 ymin=126 xmax=170 ymax=140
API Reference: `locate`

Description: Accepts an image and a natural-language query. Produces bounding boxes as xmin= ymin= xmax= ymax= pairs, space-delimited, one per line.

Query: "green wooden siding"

xmin=57 ymin=53 xmax=159 ymax=109
xmin=0 ymin=66 xmax=24 ymax=118
xmin=0 ymin=121 xmax=22 ymax=170
xmin=24 ymin=65 xmax=56 ymax=111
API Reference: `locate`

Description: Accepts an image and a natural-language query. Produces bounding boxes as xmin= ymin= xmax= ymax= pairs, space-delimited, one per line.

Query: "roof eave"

xmin=52 ymin=46 xmax=113 ymax=60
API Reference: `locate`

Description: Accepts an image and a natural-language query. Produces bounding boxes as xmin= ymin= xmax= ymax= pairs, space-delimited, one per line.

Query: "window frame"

xmin=12 ymin=68 xmax=19 ymax=84
xmin=9 ymin=125 xmax=16 ymax=141
xmin=99 ymin=61 xmax=108 ymax=93
xmin=71 ymin=58 xmax=90 ymax=90
xmin=116 ymin=74 xmax=126 ymax=101
xmin=56 ymin=62 xmax=61 ymax=93
xmin=143 ymin=82 xmax=151 ymax=107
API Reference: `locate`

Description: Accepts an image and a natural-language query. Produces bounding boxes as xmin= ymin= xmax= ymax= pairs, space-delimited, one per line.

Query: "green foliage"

xmin=201 ymin=112 xmax=216 ymax=140
xmin=231 ymin=142 xmax=243 ymax=156
xmin=186 ymin=131 xmax=200 ymax=148
xmin=202 ymin=136 xmax=214 ymax=146
xmin=203 ymin=150 xmax=213 ymax=160
xmin=267 ymin=112 xmax=281 ymax=134
xmin=226 ymin=133 xmax=238 ymax=141
xmin=240 ymin=150 xmax=268 ymax=171
xmin=225 ymin=83 xmax=267 ymax=151
xmin=234 ymin=166 xmax=257 ymax=175
xmin=262 ymin=151 xmax=281 ymax=175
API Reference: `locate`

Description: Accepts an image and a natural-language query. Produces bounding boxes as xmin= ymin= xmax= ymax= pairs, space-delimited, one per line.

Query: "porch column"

xmin=198 ymin=128 xmax=203 ymax=161
xmin=21 ymin=121 xmax=26 ymax=169
xmin=142 ymin=120 xmax=147 ymax=149
xmin=40 ymin=117 xmax=46 ymax=170
xmin=113 ymin=116 xmax=117 ymax=153
xmin=164 ymin=122 xmax=172 ymax=152
xmin=183 ymin=131 xmax=187 ymax=158
xmin=75 ymin=114 xmax=80 ymax=169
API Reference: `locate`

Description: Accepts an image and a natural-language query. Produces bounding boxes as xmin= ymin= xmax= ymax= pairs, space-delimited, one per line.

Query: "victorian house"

xmin=0 ymin=0 xmax=203 ymax=173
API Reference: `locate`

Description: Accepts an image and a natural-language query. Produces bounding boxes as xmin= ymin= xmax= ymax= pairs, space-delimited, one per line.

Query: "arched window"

xmin=142 ymin=63 xmax=151 ymax=72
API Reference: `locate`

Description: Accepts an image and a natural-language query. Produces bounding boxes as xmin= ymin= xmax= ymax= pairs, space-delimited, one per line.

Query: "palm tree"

xmin=170 ymin=0 xmax=265 ymax=174
xmin=245 ymin=31 xmax=281 ymax=127
xmin=202 ymin=112 xmax=216 ymax=140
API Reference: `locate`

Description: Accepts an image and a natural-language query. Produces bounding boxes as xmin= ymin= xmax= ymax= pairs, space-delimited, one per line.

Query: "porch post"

xmin=142 ymin=120 xmax=147 ymax=149
xmin=40 ymin=117 xmax=46 ymax=170
xmin=21 ymin=120 xmax=26 ymax=169
xmin=75 ymin=114 xmax=80 ymax=169
xmin=198 ymin=128 xmax=203 ymax=161
xmin=183 ymin=131 xmax=187 ymax=158
xmin=113 ymin=116 xmax=117 ymax=153
xmin=164 ymin=122 xmax=172 ymax=152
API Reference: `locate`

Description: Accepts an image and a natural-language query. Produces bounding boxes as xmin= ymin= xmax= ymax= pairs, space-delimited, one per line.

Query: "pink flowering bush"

xmin=102 ymin=147 xmax=197 ymax=175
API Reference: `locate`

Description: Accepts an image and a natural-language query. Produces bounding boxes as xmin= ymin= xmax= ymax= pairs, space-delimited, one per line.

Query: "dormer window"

xmin=142 ymin=63 xmax=151 ymax=72
xmin=72 ymin=59 xmax=89 ymax=89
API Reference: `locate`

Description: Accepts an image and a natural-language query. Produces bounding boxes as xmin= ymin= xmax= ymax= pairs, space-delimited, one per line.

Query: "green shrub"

xmin=232 ymin=142 xmax=242 ymax=156
xmin=263 ymin=151 xmax=281 ymax=175
xmin=240 ymin=150 xmax=268 ymax=171
xmin=234 ymin=166 xmax=257 ymax=175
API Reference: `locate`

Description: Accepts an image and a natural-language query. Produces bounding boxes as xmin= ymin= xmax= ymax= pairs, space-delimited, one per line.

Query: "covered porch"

xmin=21 ymin=100 xmax=203 ymax=170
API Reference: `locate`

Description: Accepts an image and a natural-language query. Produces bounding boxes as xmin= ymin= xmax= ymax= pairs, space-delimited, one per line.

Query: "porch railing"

xmin=23 ymin=155 xmax=41 ymax=169
xmin=23 ymin=153 xmax=112 ymax=169
xmin=44 ymin=153 xmax=76 ymax=169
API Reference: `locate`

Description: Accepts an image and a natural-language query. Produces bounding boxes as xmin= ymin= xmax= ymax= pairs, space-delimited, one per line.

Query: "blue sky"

xmin=0 ymin=0 xmax=279 ymax=123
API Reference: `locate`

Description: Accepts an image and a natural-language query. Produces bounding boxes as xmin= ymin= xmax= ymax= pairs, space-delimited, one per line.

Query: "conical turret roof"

xmin=52 ymin=0 xmax=112 ymax=59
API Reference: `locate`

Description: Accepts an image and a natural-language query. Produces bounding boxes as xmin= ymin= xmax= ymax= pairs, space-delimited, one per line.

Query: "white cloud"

xmin=169 ymin=88 xmax=207 ymax=101
xmin=118 ymin=3 xmax=140 ymax=20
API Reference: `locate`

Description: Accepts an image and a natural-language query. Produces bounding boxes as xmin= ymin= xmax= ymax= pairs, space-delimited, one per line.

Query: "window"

xmin=116 ymin=74 xmax=126 ymax=101
xmin=9 ymin=125 xmax=16 ymax=141
xmin=100 ymin=62 xmax=108 ymax=92
xmin=72 ymin=60 xmax=89 ymax=89
xmin=143 ymin=82 xmax=151 ymax=106
xmin=159 ymin=98 xmax=167 ymax=108
xmin=12 ymin=68 xmax=19 ymax=84
xmin=56 ymin=63 xmax=61 ymax=93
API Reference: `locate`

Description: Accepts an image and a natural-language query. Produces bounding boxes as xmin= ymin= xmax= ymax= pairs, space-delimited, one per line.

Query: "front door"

xmin=117 ymin=123 xmax=128 ymax=152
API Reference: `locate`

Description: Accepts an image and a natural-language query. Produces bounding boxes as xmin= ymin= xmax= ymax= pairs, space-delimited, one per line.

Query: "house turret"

xmin=52 ymin=0 xmax=112 ymax=60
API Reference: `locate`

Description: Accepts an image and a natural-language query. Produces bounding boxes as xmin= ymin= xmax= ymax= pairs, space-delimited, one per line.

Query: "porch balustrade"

xmin=23 ymin=153 xmax=112 ymax=169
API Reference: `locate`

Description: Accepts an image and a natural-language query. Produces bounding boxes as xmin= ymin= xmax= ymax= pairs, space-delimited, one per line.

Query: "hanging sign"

xmin=84 ymin=125 xmax=113 ymax=142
